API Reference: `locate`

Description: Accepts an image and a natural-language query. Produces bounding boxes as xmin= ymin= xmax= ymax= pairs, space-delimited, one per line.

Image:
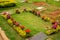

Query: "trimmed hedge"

xmin=0 ymin=3 xmax=16 ymax=8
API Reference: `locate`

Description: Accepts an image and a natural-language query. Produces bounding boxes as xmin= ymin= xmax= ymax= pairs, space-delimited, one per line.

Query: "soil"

xmin=47 ymin=10 xmax=60 ymax=19
xmin=33 ymin=2 xmax=48 ymax=6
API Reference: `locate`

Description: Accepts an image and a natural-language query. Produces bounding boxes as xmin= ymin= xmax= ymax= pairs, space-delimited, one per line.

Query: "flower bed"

xmin=1 ymin=12 xmax=31 ymax=38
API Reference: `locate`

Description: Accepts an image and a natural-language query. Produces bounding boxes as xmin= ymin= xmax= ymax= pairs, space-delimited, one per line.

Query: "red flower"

xmin=36 ymin=11 xmax=41 ymax=15
xmin=15 ymin=22 xmax=20 ymax=26
xmin=13 ymin=21 xmax=16 ymax=25
xmin=2 ymin=12 xmax=7 ymax=15
xmin=20 ymin=26 xmax=24 ymax=29
xmin=7 ymin=14 xmax=11 ymax=19
xmin=55 ymin=22 xmax=58 ymax=25
xmin=25 ymin=29 xmax=31 ymax=33
xmin=11 ymin=18 xmax=14 ymax=21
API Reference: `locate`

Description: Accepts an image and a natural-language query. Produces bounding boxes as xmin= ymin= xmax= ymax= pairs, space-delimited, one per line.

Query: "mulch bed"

xmin=33 ymin=2 xmax=48 ymax=6
xmin=46 ymin=10 xmax=60 ymax=20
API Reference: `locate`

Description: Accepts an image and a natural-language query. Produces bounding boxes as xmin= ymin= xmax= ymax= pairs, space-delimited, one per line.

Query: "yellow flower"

xmin=14 ymin=27 xmax=21 ymax=31
xmin=46 ymin=30 xmax=53 ymax=35
xmin=2 ymin=15 xmax=7 ymax=19
xmin=56 ymin=25 xmax=60 ymax=31
xmin=47 ymin=17 xmax=50 ymax=21
xmin=7 ymin=19 xmax=13 ymax=24
xmin=19 ymin=31 xmax=26 ymax=37
xmin=19 ymin=30 xmax=23 ymax=33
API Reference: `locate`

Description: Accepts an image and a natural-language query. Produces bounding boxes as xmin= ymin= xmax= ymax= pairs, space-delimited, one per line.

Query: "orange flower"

xmin=25 ymin=29 xmax=31 ymax=33
xmin=20 ymin=26 xmax=24 ymax=29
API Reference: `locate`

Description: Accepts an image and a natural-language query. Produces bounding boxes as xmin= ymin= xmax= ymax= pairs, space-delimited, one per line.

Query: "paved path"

xmin=29 ymin=32 xmax=48 ymax=40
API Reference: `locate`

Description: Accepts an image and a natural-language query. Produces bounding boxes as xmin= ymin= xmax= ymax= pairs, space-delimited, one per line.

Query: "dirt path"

xmin=0 ymin=27 xmax=9 ymax=40
xmin=0 ymin=35 xmax=3 ymax=40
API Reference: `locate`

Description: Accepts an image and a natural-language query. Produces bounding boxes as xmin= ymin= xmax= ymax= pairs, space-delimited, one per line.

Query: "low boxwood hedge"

xmin=0 ymin=3 xmax=16 ymax=8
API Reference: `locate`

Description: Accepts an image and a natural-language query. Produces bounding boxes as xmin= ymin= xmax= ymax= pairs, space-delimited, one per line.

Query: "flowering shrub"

xmin=13 ymin=26 xmax=26 ymax=37
xmin=41 ymin=15 xmax=46 ymax=19
xmin=1 ymin=12 xmax=11 ymax=19
xmin=46 ymin=29 xmax=53 ymax=35
xmin=2 ymin=15 xmax=7 ymax=19
xmin=56 ymin=25 xmax=60 ymax=31
xmin=46 ymin=24 xmax=60 ymax=35
xmin=19 ymin=31 xmax=26 ymax=37
xmin=7 ymin=19 xmax=13 ymax=26
xmin=7 ymin=19 xmax=12 ymax=24
xmin=20 ymin=25 xmax=25 ymax=30
xmin=25 ymin=29 xmax=31 ymax=33
xmin=36 ymin=11 xmax=41 ymax=16
xmin=7 ymin=14 xmax=11 ymax=19
xmin=46 ymin=17 xmax=50 ymax=21
xmin=14 ymin=22 xmax=20 ymax=26
xmin=52 ymin=24 xmax=57 ymax=29
xmin=50 ymin=19 xmax=55 ymax=24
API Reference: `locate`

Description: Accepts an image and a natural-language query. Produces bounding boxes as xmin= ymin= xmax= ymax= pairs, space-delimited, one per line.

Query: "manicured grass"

xmin=12 ymin=12 xmax=51 ymax=36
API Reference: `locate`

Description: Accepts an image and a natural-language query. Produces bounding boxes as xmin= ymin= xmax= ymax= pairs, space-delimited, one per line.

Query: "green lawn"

xmin=12 ymin=12 xmax=51 ymax=36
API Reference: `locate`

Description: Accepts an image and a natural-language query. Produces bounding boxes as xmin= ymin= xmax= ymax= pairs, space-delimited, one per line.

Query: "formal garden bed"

xmin=0 ymin=0 xmax=60 ymax=40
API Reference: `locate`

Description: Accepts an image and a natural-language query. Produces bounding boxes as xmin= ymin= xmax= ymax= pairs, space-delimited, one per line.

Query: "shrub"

xmin=2 ymin=12 xmax=11 ymax=19
xmin=46 ymin=29 xmax=53 ymax=35
xmin=52 ymin=24 xmax=57 ymax=29
xmin=23 ymin=8 xmax=27 ymax=12
xmin=0 ymin=0 xmax=16 ymax=8
xmin=20 ymin=26 xmax=25 ymax=30
xmin=14 ymin=22 xmax=20 ymax=26
xmin=36 ymin=11 xmax=41 ymax=17
xmin=7 ymin=14 xmax=11 ymax=19
xmin=16 ymin=9 xmax=20 ymax=14
xmin=41 ymin=15 xmax=46 ymax=19
xmin=7 ymin=19 xmax=13 ymax=26
xmin=19 ymin=31 xmax=26 ymax=37
xmin=25 ymin=29 xmax=31 ymax=34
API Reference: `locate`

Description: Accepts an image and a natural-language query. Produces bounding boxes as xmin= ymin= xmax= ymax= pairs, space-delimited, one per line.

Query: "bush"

xmin=5 ymin=3 xmax=16 ymax=7
xmin=7 ymin=19 xmax=13 ymax=26
xmin=20 ymin=26 xmax=25 ymax=30
xmin=0 ymin=3 xmax=16 ymax=8
xmin=16 ymin=9 xmax=20 ymax=14
xmin=46 ymin=29 xmax=53 ymax=35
